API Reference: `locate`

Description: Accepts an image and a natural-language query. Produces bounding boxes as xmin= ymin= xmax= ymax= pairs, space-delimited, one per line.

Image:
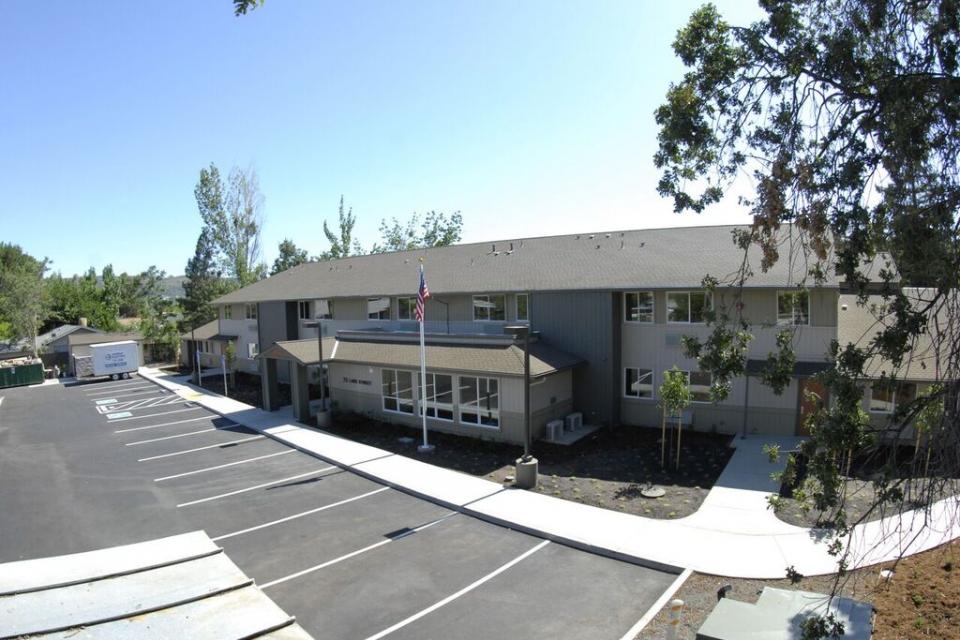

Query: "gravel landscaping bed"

xmin=321 ymin=413 xmax=734 ymax=519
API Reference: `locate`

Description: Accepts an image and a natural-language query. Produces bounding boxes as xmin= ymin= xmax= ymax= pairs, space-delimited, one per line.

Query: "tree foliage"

xmin=233 ymin=0 xmax=263 ymax=16
xmin=271 ymin=238 xmax=309 ymax=275
xmin=370 ymin=210 xmax=464 ymax=254
xmin=320 ymin=196 xmax=363 ymax=260
xmin=0 ymin=244 xmax=49 ymax=356
xmin=195 ymin=163 xmax=267 ymax=286
xmin=45 ymin=265 xmax=169 ymax=333
xmin=657 ymin=0 xmax=960 ymax=616
xmin=181 ymin=228 xmax=236 ymax=331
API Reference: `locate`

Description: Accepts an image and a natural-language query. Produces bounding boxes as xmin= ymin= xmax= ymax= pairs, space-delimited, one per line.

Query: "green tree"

xmin=195 ymin=163 xmax=267 ymax=286
xmin=370 ymin=210 xmax=463 ymax=254
xmin=659 ymin=367 xmax=692 ymax=470
xmin=233 ymin=0 xmax=263 ymax=15
xmin=181 ymin=229 xmax=236 ymax=331
xmin=656 ymin=0 xmax=960 ymax=621
xmin=271 ymin=238 xmax=309 ymax=275
xmin=0 ymin=244 xmax=49 ymax=356
xmin=320 ymin=196 xmax=363 ymax=260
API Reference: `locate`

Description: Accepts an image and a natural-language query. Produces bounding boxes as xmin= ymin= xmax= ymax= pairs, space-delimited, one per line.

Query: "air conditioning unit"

xmin=564 ymin=412 xmax=583 ymax=431
xmin=546 ymin=420 xmax=564 ymax=441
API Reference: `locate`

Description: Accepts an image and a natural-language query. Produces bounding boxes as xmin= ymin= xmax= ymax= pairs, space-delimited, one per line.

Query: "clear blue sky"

xmin=1 ymin=1 xmax=762 ymax=277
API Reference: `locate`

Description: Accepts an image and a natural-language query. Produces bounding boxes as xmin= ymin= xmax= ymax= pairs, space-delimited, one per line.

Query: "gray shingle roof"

xmin=215 ymin=225 xmax=877 ymax=305
xmin=260 ymin=334 xmax=582 ymax=378
xmin=180 ymin=320 xmax=237 ymax=342
xmin=68 ymin=331 xmax=143 ymax=347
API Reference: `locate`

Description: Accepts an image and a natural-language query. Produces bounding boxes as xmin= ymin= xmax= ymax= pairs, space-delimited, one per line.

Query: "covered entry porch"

xmin=258 ymin=337 xmax=336 ymax=423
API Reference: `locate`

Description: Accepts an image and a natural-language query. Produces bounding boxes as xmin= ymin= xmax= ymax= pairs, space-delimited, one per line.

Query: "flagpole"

xmin=417 ymin=261 xmax=434 ymax=453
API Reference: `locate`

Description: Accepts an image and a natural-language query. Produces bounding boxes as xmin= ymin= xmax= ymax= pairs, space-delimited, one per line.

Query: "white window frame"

xmin=381 ymin=368 xmax=415 ymax=415
xmin=245 ymin=303 xmax=258 ymax=320
xmin=418 ymin=372 xmax=454 ymax=422
xmin=869 ymin=380 xmax=917 ymax=414
xmin=247 ymin=342 xmax=258 ymax=358
xmin=624 ymin=291 xmax=655 ymax=323
xmin=515 ymin=293 xmax=529 ymax=322
xmin=777 ymin=290 xmax=811 ymax=326
xmin=298 ymin=300 xmax=311 ymax=320
xmin=223 ymin=305 xmax=232 ymax=320
xmin=666 ymin=291 xmax=712 ymax=324
xmin=472 ymin=294 xmax=506 ymax=322
xmin=624 ymin=367 xmax=654 ymax=399
xmin=397 ymin=297 xmax=417 ymax=321
xmin=459 ymin=375 xmax=500 ymax=427
xmin=367 ymin=297 xmax=391 ymax=321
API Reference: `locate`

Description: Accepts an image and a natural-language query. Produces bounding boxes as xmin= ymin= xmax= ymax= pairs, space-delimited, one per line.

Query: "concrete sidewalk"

xmin=140 ymin=367 xmax=960 ymax=579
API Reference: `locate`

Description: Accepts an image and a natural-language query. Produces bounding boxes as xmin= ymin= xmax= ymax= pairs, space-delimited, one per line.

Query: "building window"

xmin=459 ymin=376 xmax=499 ymax=427
xmin=223 ymin=305 xmax=232 ymax=320
xmin=397 ymin=297 xmax=417 ymax=321
xmin=777 ymin=291 xmax=810 ymax=325
xmin=667 ymin=291 xmax=711 ymax=323
xmin=316 ymin=299 xmax=333 ymax=320
xmin=418 ymin=372 xmax=454 ymax=421
xmin=298 ymin=300 xmax=311 ymax=320
xmin=869 ymin=380 xmax=917 ymax=413
xmin=247 ymin=342 xmax=258 ymax=358
xmin=689 ymin=370 xmax=713 ymax=402
xmin=624 ymin=292 xmax=654 ymax=323
xmin=382 ymin=369 xmax=414 ymax=414
xmin=624 ymin=368 xmax=654 ymax=398
xmin=367 ymin=297 xmax=390 ymax=320
xmin=516 ymin=294 xmax=529 ymax=322
xmin=245 ymin=303 xmax=258 ymax=320
xmin=473 ymin=295 xmax=505 ymax=321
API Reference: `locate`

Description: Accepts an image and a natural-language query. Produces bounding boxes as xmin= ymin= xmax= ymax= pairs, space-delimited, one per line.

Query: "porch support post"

xmin=262 ymin=357 xmax=280 ymax=411
xmin=741 ymin=373 xmax=750 ymax=439
xmin=291 ymin=362 xmax=311 ymax=422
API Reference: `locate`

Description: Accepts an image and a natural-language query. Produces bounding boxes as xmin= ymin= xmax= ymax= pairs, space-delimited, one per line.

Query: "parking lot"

xmin=0 ymin=376 xmax=678 ymax=639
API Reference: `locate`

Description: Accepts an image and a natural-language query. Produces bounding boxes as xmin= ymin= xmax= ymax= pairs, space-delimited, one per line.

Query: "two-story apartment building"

xmin=206 ymin=224 xmax=902 ymax=445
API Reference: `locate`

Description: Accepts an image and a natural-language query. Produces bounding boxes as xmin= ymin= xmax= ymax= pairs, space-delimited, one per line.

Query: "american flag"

xmin=415 ymin=264 xmax=430 ymax=322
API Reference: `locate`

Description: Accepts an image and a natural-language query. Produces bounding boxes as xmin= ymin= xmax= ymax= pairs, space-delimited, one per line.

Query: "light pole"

xmin=303 ymin=318 xmax=330 ymax=427
xmin=505 ymin=324 xmax=537 ymax=488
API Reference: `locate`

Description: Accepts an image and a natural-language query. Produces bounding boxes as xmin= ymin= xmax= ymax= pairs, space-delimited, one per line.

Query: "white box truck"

xmin=85 ymin=340 xmax=140 ymax=380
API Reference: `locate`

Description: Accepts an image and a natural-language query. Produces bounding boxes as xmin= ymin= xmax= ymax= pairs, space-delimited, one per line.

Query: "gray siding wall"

xmin=530 ymin=291 xmax=617 ymax=426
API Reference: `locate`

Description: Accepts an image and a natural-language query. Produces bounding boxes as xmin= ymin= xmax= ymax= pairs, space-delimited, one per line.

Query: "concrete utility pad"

xmin=0 ymin=531 xmax=312 ymax=640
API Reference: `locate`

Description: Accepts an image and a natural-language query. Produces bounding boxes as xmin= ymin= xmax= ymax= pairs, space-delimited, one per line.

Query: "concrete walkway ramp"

xmin=0 ymin=531 xmax=312 ymax=640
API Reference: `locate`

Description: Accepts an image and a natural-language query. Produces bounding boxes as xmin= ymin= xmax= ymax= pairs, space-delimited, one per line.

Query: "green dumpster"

xmin=0 ymin=362 xmax=45 ymax=389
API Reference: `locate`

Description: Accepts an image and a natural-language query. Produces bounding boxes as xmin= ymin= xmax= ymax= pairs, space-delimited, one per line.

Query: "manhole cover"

xmin=641 ymin=485 xmax=666 ymax=498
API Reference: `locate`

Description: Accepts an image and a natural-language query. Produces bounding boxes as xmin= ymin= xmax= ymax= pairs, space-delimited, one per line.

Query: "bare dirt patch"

xmin=322 ymin=413 xmax=733 ymax=519
xmin=637 ymin=540 xmax=959 ymax=639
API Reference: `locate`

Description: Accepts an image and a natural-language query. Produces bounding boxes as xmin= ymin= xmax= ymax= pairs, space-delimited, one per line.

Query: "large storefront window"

xmin=418 ymin=372 xmax=454 ymax=421
xmin=459 ymin=376 xmax=499 ymax=427
xmin=382 ymin=369 xmax=414 ymax=414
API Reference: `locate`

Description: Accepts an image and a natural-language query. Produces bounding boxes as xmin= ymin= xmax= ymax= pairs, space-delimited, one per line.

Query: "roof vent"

xmin=491 ymin=243 xmax=496 ymax=253
xmin=620 ymin=240 xmax=625 ymax=250
xmin=509 ymin=242 xmax=514 ymax=251
xmin=589 ymin=234 xmax=595 ymax=239
xmin=605 ymin=233 xmax=610 ymax=238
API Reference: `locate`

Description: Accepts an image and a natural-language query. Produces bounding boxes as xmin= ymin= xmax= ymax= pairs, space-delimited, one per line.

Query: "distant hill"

xmin=161 ymin=276 xmax=187 ymax=300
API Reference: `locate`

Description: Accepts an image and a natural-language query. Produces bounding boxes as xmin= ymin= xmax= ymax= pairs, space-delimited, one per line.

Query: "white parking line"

xmin=259 ymin=513 xmax=457 ymax=590
xmin=100 ymin=396 xmax=188 ymax=412
xmin=137 ymin=435 xmax=265 ymax=461
xmin=154 ymin=450 xmax=295 ymax=482
xmin=92 ymin=391 xmax=170 ymax=406
xmin=364 ymin=539 xmax=551 ymax=640
xmin=106 ymin=406 xmax=203 ymax=423
xmin=86 ymin=383 xmax=151 ymax=395
xmin=125 ymin=428 xmax=217 ymax=446
xmin=212 ymin=487 xmax=391 ymax=542
xmin=176 ymin=467 xmax=336 ymax=508
xmin=88 ymin=388 xmax=159 ymax=400
xmin=115 ymin=416 xmax=222 ymax=434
